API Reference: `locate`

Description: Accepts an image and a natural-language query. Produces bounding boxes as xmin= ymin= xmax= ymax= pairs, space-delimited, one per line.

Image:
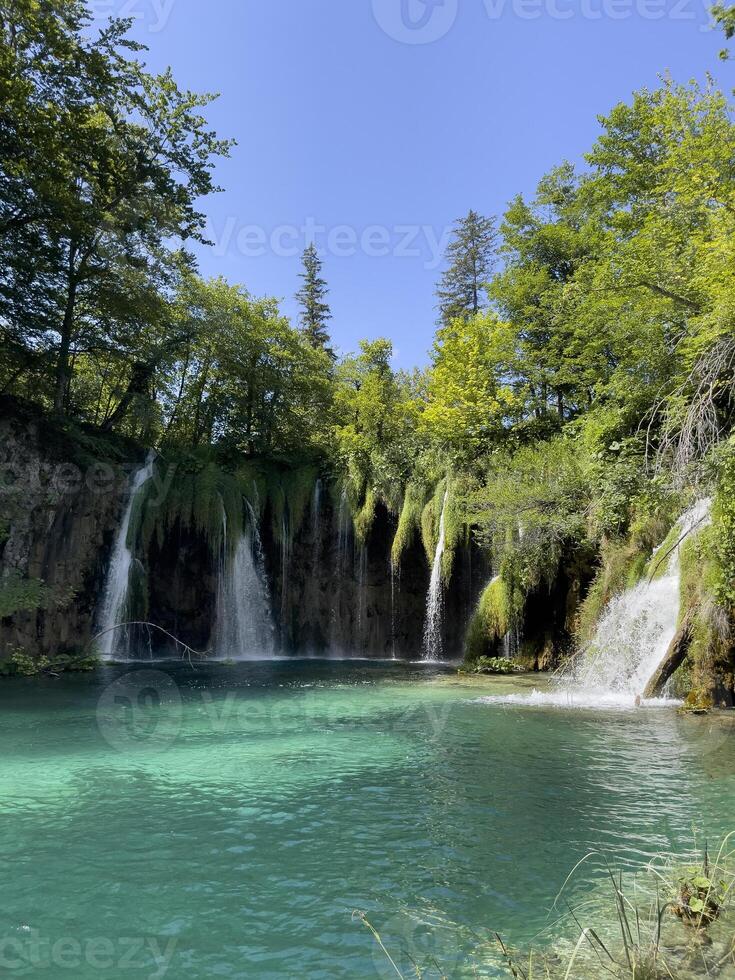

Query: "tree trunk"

xmin=556 ymin=390 xmax=565 ymax=421
xmin=642 ymin=613 xmax=694 ymax=699
xmin=53 ymin=245 xmax=79 ymax=414
xmin=102 ymin=360 xmax=155 ymax=432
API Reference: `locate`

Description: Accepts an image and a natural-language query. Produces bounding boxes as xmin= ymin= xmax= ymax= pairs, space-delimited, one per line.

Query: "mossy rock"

xmin=680 ymin=689 xmax=715 ymax=714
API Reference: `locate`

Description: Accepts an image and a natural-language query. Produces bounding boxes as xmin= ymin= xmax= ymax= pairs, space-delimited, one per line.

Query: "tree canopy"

xmin=1 ymin=3 xmax=734 ymax=620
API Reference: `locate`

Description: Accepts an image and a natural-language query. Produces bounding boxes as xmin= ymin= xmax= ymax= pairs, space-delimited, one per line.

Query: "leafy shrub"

xmin=0 ymin=649 xmax=101 ymax=677
xmin=460 ymin=656 xmax=523 ymax=675
xmin=0 ymin=574 xmax=52 ymax=619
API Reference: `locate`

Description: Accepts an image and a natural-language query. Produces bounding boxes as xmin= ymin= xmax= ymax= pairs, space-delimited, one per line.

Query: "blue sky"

xmin=118 ymin=0 xmax=728 ymax=367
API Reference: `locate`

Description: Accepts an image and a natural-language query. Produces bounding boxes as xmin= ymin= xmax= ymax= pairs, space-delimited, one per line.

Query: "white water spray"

xmin=390 ymin=560 xmax=399 ymax=659
xmin=97 ymin=454 xmax=156 ymax=659
xmin=312 ymin=479 xmax=322 ymax=568
xmin=423 ymin=489 xmax=449 ymax=661
xmin=215 ymin=509 xmax=274 ymax=660
xmin=337 ymin=488 xmax=352 ymax=571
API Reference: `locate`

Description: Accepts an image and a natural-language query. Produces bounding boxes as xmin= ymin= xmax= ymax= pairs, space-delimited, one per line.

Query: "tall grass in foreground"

xmin=356 ymin=834 xmax=735 ymax=979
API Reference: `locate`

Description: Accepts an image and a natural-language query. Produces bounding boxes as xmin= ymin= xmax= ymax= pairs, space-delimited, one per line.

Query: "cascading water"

xmin=422 ymin=489 xmax=449 ymax=661
xmin=336 ymin=489 xmax=352 ymax=571
xmin=356 ymin=545 xmax=368 ymax=650
xmin=312 ymin=479 xmax=322 ymax=567
xmin=390 ymin=560 xmax=399 ymax=659
xmin=280 ymin=513 xmax=290 ymax=618
xmin=481 ymin=499 xmax=712 ymax=708
xmin=569 ymin=498 xmax=711 ymax=704
xmin=215 ymin=507 xmax=274 ymax=660
xmin=97 ymin=453 xmax=156 ymax=659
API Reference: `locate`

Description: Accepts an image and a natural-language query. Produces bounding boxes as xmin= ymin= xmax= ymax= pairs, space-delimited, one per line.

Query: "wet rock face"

xmin=143 ymin=493 xmax=488 ymax=661
xmin=0 ymin=414 xmax=129 ymax=659
xmin=257 ymin=495 xmax=487 ymax=660
xmin=146 ymin=524 xmax=219 ymax=654
xmin=265 ymin=496 xmax=436 ymax=659
xmin=0 ymin=412 xmax=487 ymax=662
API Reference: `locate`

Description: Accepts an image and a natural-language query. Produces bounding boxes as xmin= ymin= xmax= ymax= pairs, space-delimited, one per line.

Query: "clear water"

xmin=1 ymin=661 xmax=734 ymax=979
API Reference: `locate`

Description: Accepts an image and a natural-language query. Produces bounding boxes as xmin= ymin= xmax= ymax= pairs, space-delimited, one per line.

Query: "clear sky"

xmin=116 ymin=0 xmax=728 ymax=368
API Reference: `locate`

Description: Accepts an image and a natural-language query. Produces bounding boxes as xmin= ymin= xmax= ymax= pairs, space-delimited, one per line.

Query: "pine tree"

xmin=296 ymin=244 xmax=333 ymax=355
xmin=436 ymin=210 xmax=498 ymax=326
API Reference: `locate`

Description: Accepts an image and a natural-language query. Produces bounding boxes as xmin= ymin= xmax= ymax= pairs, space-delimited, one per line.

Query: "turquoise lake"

xmin=1 ymin=660 xmax=734 ymax=978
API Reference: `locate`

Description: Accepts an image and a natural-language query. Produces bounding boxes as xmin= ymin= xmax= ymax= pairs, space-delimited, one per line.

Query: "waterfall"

xmin=567 ymin=498 xmax=712 ymax=704
xmin=97 ymin=454 xmax=156 ymax=660
xmin=280 ymin=512 xmax=290 ymax=618
xmin=312 ymin=479 xmax=322 ymax=567
xmin=356 ymin=544 xmax=368 ymax=650
xmin=390 ymin=560 xmax=398 ymax=659
xmin=337 ymin=488 xmax=352 ymax=570
xmin=481 ymin=500 xmax=712 ymax=708
xmin=215 ymin=508 xmax=274 ymax=660
xmin=422 ymin=489 xmax=449 ymax=661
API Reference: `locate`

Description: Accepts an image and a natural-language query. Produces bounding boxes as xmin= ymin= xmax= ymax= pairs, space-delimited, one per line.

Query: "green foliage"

xmin=130 ymin=450 xmax=320 ymax=560
xmin=418 ymin=478 xmax=469 ymax=577
xmin=468 ymin=436 xmax=589 ymax=586
xmin=678 ymin=527 xmax=732 ymax=700
xmin=391 ymin=483 xmax=429 ymax=568
xmin=334 ymin=340 xmax=421 ymax=508
xmin=135 ymin=453 xmax=245 ymax=556
xmin=159 ymin=276 xmax=335 ymax=458
xmin=0 ymin=649 xmax=100 ymax=677
xmin=269 ymin=465 xmax=320 ymax=544
xmin=421 ymin=313 xmax=519 ymax=463
xmin=577 ymin=500 xmax=681 ymax=643
xmin=354 ymin=490 xmax=378 ymax=546
xmin=465 ymin=574 xmax=525 ymax=662
xmin=4 ymin=20 xmax=735 ymax=691
xmin=421 ymin=481 xmax=449 ymax=565
xmin=436 ymin=210 xmax=498 ymax=326
xmin=713 ymin=446 xmax=735 ymax=611
xmin=712 ymin=3 xmax=735 ymax=57
xmin=296 ymin=244 xmax=333 ymax=355
xmin=0 ymin=574 xmax=53 ymax=619
xmin=0 ymin=1 xmax=232 ymax=422
xmin=460 ymin=656 xmax=524 ymax=675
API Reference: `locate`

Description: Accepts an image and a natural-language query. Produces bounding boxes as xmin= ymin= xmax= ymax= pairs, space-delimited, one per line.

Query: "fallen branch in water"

xmin=87 ymin=622 xmax=212 ymax=666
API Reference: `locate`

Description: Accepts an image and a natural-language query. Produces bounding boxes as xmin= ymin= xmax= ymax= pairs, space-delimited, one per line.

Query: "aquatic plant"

xmin=359 ymin=836 xmax=735 ymax=979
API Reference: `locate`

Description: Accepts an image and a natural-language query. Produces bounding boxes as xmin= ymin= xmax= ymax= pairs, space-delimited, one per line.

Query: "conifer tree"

xmin=436 ymin=210 xmax=498 ymax=325
xmin=296 ymin=244 xmax=333 ymax=355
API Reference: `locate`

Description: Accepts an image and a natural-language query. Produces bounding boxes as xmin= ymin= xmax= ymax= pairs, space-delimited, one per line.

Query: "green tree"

xmin=421 ymin=313 xmax=518 ymax=462
xmin=161 ymin=276 xmax=334 ymax=457
xmin=436 ymin=210 xmax=498 ymax=326
xmin=334 ymin=339 xmax=421 ymax=507
xmin=296 ymin=243 xmax=333 ymax=356
xmin=712 ymin=3 xmax=735 ymax=57
xmin=0 ymin=1 xmax=232 ymax=415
